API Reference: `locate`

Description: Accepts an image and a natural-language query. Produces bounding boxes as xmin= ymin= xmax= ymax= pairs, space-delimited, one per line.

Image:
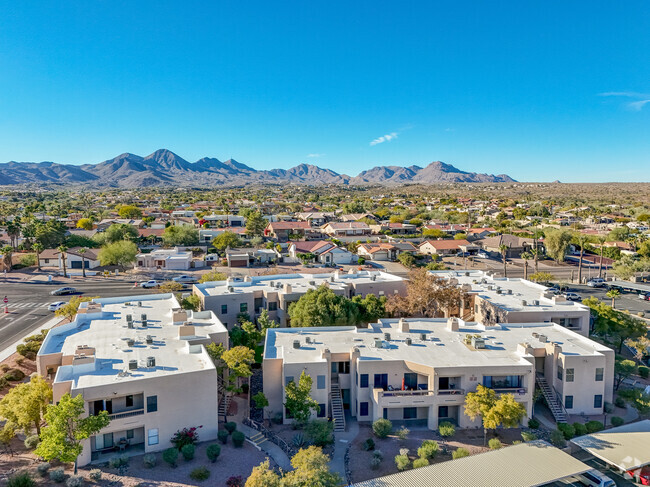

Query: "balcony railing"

xmin=493 ymin=387 xmax=527 ymax=395
xmin=438 ymin=389 xmax=465 ymax=395
xmin=108 ymin=408 xmax=145 ymax=420
xmin=380 ymin=389 xmax=435 ymax=397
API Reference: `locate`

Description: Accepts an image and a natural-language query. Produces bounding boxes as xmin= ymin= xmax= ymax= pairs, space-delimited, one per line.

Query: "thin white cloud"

xmin=370 ymin=132 xmax=398 ymax=146
xmin=306 ymin=153 xmax=324 ymax=158
xmin=599 ymin=91 xmax=650 ymax=110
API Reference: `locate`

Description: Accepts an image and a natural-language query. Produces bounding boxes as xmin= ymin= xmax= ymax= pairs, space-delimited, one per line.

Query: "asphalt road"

xmin=0 ymin=279 xmax=158 ymax=355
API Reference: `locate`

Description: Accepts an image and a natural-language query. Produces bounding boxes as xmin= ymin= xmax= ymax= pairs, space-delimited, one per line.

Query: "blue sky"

xmin=0 ymin=1 xmax=649 ymax=182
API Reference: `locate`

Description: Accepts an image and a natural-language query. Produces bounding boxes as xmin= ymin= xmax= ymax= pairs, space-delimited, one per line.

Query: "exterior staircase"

xmin=248 ymin=431 xmax=267 ymax=448
xmin=535 ymin=375 xmax=567 ymax=423
xmin=330 ymin=377 xmax=346 ymax=432
xmin=218 ymin=375 xmax=231 ymax=419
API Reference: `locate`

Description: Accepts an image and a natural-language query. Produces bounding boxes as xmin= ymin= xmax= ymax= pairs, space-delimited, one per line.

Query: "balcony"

xmin=438 ymin=389 xmax=465 ymax=396
xmin=108 ymin=408 xmax=145 ymax=420
xmin=493 ymin=387 xmax=527 ymax=395
xmin=372 ymin=388 xmax=436 ymax=408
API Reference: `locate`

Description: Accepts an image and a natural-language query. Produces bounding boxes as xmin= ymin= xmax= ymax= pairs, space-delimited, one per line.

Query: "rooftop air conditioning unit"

xmin=420 ymin=333 xmax=427 ymax=341
xmin=405 ymin=337 xmax=412 ymax=346
xmin=128 ymin=359 xmax=138 ymax=370
xmin=521 ymin=300 xmax=528 ymax=306
xmin=126 ymin=338 xmax=135 ymax=347
xmin=227 ymin=286 xmax=234 ymax=292
xmin=293 ymin=340 xmax=300 ymax=349
xmin=374 ymin=339 xmax=383 ymax=348
xmin=496 ymin=289 xmax=502 ymax=294
xmin=146 ymin=335 xmax=153 ymax=344
xmin=141 ymin=314 xmax=147 ymax=321
xmin=305 ymin=337 xmax=312 ymax=344
xmin=138 ymin=301 xmax=142 ymax=307
xmin=127 ymin=321 xmax=134 ymax=329
xmin=465 ymin=271 xmax=470 ymax=277
xmin=471 ymin=336 xmax=486 ymax=349
xmin=532 ymin=299 xmax=540 ymax=306
xmin=384 ymin=333 xmax=391 ymax=341
xmin=126 ymin=314 xmax=132 ymax=322
xmin=370 ymin=275 xmax=376 ymax=281
xmin=146 ymin=356 xmax=156 ymax=367
xmin=507 ymin=289 xmax=513 ymax=295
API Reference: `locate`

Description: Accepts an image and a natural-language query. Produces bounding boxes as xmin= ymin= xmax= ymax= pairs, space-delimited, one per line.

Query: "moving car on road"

xmin=639 ymin=292 xmax=650 ymax=301
xmin=140 ymin=280 xmax=160 ymax=288
xmin=50 ymin=287 xmax=77 ymax=296
xmin=47 ymin=301 xmax=66 ymax=312
xmin=172 ymin=275 xmax=197 ymax=284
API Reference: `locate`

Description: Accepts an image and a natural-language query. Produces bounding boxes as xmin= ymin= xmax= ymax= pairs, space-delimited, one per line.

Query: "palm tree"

xmin=1 ymin=245 xmax=13 ymax=272
xmin=530 ymin=248 xmax=541 ymax=274
xmin=606 ymin=288 xmax=620 ymax=309
xmin=78 ymin=248 xmax=87 ymax=278
xmin=596 ymin=236 xmax=606 ymax=278
xmin=499 ymin=244 xmax=509 ymax=278
xmin=572 ymin=233 xmax=589 ymax=284
xmin=33 ymin=242 xmax=44 ymax=271
xmin=521 ymin=251 xmax=533 ymax=280
xmin=57 ymin=245 xmax=69 ymax=278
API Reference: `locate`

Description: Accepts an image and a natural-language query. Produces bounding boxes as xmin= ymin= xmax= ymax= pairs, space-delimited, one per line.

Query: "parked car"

xmin=476 ymin=252 xmax=489 ymax=259
xmin=47 ymin=301 xmax=66 ymax=312
xmin=578 ymin=469 xmax=616 ymax=487
xmin=50 ymin=287 xmax=77 ymax=296
xmin=563 ymin=292 xmax=582 ymax=301
xmin=172 ymin=275 xmax=197 ymax=284
xmin=640 ymin=292 xmax=650 ymax=301
xmin=140 ymin=280 xmax=160 ymax=288
xmin=587 ymin=278 xmax=606 ymax=288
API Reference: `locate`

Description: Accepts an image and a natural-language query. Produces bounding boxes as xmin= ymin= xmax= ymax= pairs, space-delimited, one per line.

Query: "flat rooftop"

xmin=194 ymin=270 xmax=404 ymax=298
xmin=430 ymin=270 xmax=590 ymax=313
xmin=264 ymin=317 xmax=610 ymax=367
xmin=40 ymin=294 xmax=226 ymax=390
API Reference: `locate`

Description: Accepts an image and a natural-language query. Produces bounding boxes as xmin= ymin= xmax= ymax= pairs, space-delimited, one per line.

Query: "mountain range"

xmin=0 ymin=149 xmax=516 ymax=187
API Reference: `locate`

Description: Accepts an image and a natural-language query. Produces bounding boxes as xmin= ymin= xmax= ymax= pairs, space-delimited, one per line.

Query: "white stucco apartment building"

xmin=431 ymin=270 xmax=592 ymax=336
xmin=263 ymin=318 xmax=614 ymax=431
xmin=135 ymin=247 xmax=193 ymax=270
xmin=193 ymin=270 xmax=406 ymax=328
xmin=36 ymin=294 xmax=228 ymax=466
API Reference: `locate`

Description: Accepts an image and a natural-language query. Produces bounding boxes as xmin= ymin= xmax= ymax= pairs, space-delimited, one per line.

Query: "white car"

xmin=578 ymin=469 xmax=616 ymax=487
xmin=140 ymin=280 xmax=160 ymax=289
xmin=477 ymin=252 xmax=489 ymax=259
xmin=48 ymin=301 xmax=66 ymax=312
xmin=563 ymin=292 xmax=582 ymax=301
xmin=172 ymin=275 xmax=197 ymax=284
xmin=587 ymin=278 xmax=606 ymax=288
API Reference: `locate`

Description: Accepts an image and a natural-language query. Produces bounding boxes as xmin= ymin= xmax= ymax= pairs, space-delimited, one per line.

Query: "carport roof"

xmin=570 ymin=419 xmax=650 ymax=471
xmin=352 ymin=440 xmax=590 ymax=487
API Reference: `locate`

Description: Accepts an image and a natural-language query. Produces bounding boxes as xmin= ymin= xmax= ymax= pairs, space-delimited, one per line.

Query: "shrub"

xmin=36 ymin=463 xmax=51 ymax=477
xmin=417 ymin=440 xmax=439 ymax=460
xmin=527 ymin=418 xmax=540 ymax=429
xmin=362 ymin=438 xmax=375 ymax=451
xmin=181 ymin=443 xmax=195 ymax=461
xmin=585 ymin=421 xmax=604 ymax=433
xmin=413 ymin=457 xmax=429 ymax=468
xmin=4 ymin=368 xmax=25 ymax=381
xmin=396 ymin=426 xmax=409 ymax=440
xmin=49 ymin=467 xmax=66 ymax=483
xmin=639 ymin=366 xmax=649 ymax=379
xmin=0 ymin=377 xmax=8 ymax=390
xmin=232 ymin=430 xmax=245 ymax=447
xmin=109 ymin=455 xmax=128 ymax=470
xmin=7 ymin=473 xmax=35 ymax=487
xmin=512 ymin=440 xmax=523 ymax=445
xmin=65 ymin=475 xmax=84 ymax=487
xmin=373 ymin=449 xmax=384 ymax=461
xmin=372 ymin=418 xmax=392 ymax=438
xmin=615 ymin=396 xmax=627 ymax=408
xmin=306 ymin=420 xmax=334 ymax=447
xmin=452 ymin=447 xmax=470 ymax=459
xmin=218 ymin=430 xmax=229 ymax=444
xmin=24 ymin=435 xmax=40 ymax=450
xmin=143 ymin=454 xmax=157 ymax=468
xmin=171 ymin=426 xmax=201 ymax=450
xmin=225 ymin=421 xmax=237 ymax=434
xmin=16 ymin=357 xmax=25 ymax=366
xmin=394 ymin=454 xmax=410 ymax=471
xmin=521 ymin=431 xmax=537 ymax=442
xmin=550 ymin=430 xmax=566 ymax=448
xmin=611 ymin=416 xmax=625 ymax=427
xmin=89 ymin=469 xmax=102 ymax=481
xmin=572 ymin=423 xmax=587 ymax=437
xmin=163 ymin=448 xmax=179 ymax=468
xmin=604 ymin=402 xmax=615 ymax=414
xmin=488 ymin=438 xmax=502 ymax=450
xmin=438 ymin=421 xmax=456 ymax=437
xmin=272 ymin=412 xmax=283 ymax=424
xmin=206 ymin=443 xmax=221 ymax=463
xmin=558 ymin=423 xmax=575 ymax=440
xmin=370 ymin=456 xmax=382 ymax=470
xmin=292 ymin=433 xmax=306 ymax=448
xmin=190 ymin=467 xmax=210 ymax=481
xmin=226 ymin=476 xmax=244 ymax=487
xmin=0 ymin=363 xmax=8 ymax=372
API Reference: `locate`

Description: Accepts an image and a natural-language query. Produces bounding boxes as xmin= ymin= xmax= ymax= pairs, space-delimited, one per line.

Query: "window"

xmin=146 ymin=395 xmax=157 ymax=413
xmin=268 ymin=302 xmax=277 ymax=311
xmin=317 ymin=375 xmax=326 ymax=389
xmin=337 ymin=362 xmax=350 ymax=374
xmin=403 ymin=407 xmax=417 ymax=419
xmin=126 ymin=395 xmax=133 ymax=407
xmin=594 ymin=395 xmax=603 ymax=408
xmin=374 ymin=374 xmax=388 ymax=390
xmin=438 ymin=406 xmax=449 ymax=418
xmin=404 ymin=373 xmax=417 ymax=390
xmin=482 ymin=375 xmax=522 ymax=389
xmin=318 ymin=404 xmax=326 ymax=418
xmin=147 ymin=428 xmax=159 ymax=446
xmin=360 ymin=374 xmax=369 ymax=388
xmin=595 ymin=368 xmax=604 ymax=381
xmin=360 ymin=402 xmax=369 ymax=416
xmin=565 ymin=395 xmax=573 ymax=409
xmin=565 ymin=368 xmax=574 ymax=382
xmin=221 ymin=304 xmax=228 ymax=315
xmin=126 ymin=429 xmax=134 ymax=439
xmin=240 ymin=303 xmax=248 ymax=313
xmin=285 ymin=376 xmax=294 ymax=386
xmin=557 ymin=366 xmax=563 ymax=381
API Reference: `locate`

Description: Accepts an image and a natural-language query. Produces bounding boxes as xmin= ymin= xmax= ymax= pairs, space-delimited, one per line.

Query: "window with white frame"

xmin=148 ymin=428 xmax=159 ymax=446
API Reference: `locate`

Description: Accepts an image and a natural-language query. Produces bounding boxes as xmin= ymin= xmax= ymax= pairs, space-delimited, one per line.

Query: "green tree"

xmin=117 ymin=205 xmax=143 ymax=219
xmin=78 ymin=248 xmax=87 ymax=278
xmin=544 ymin=228 xmax=572 ymax=263
xmin=245 ymin=459 xmax=282 ymax=487
xmin=76 ymin=218 xmax=93 ymax=231
xmin=285 ymin=371 xmax=320 ymax=424
xmin=55 ymin=296 xmax=97 ymax=322
xmin=94 ymin=223 xmax=138 ymax=245
xmin=0 ymin=375 xmax=52 ymax=435
xmin=230 ymin=311 xmax=278 ymax=350
xmin=198 ymin=271 xmax=227 ymax=283
xmin=98 ymin=240 xmax=138 ymax=269
xmin=352 ymin=294 xmax=386 ymax=323
xmin=614 ymin=360 xmax=637 ymax=390
xmin=162 ymin=224 xmax=199 ymax=246
xmin=35 ymin=221 xmax=67 ymax=248
xmin=288 ymin=285 xmax=361 ymax=327
xmin=35 ymin=393 xmax=110 ymax=473
xmin=32 ymin=242 xmax=44 ymax=271
xmin=2 ymin=245 xmax=13 ymax=271
xmin=246 ymin=211 xmax=267 ymax=237
xmin=464 ymin=385 xmax=526 ymax=445
xmin=181 ymin=294 xmax=201 ymax=311
xmin=246 ymin=447 xmax=340 ymax=487
xmin=158 ymin=281 xmax=184 ymax=293
xmin=397 ymin=252 xmax=416 ymax=268
xmin=57 ymin=245 xmax=68 ymax=278
xmin=221 ymin=346 xmax=255 ymax=410
xmin=606 ymin=289 xmax=620 ymax=309
xmin=582 ymin=297 xmax=646 ymax=353
xmin=212 ymin=231 xmax=242 ymax=251
xmin=529 ymin=272 xmax=555 ymax=284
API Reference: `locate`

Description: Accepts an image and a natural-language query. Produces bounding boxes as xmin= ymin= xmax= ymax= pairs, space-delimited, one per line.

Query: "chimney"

xmin=447 ymin=317 xmax=459 ymax=331
xmin=398 ymin=319 xmax=409 ymax=333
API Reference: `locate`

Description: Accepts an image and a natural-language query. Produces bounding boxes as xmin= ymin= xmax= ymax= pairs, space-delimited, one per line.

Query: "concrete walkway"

xmin=238 ymin=422 xmax=293 ymax=471
xmin=330 ymin=416 xmax=360 ymax=482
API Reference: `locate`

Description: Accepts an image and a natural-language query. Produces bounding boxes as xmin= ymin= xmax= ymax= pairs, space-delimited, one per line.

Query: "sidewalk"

xmin=329 ymin=416 xmax=360 ymax=482
xmin=238 ymin=422 xmax=293 ymax=471
xmin=0 ymin=315 xmax=64 ymax=362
